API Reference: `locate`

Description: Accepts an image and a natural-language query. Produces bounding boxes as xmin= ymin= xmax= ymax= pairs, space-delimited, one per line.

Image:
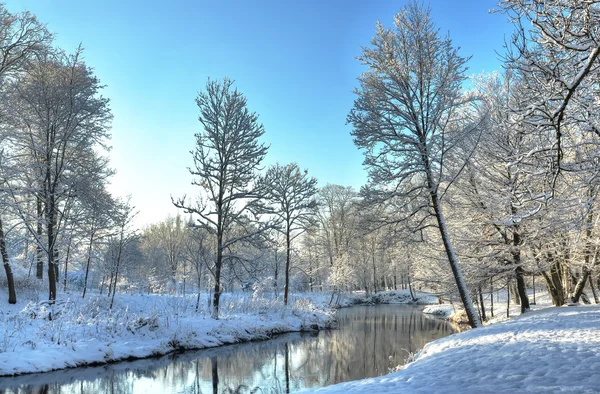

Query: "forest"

xmin=0 ymin=0 xmax=599 ymax=334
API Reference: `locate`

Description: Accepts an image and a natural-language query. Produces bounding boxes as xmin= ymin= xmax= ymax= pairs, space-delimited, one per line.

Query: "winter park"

xmin=0 ymin=0 xmax=599 ymax=393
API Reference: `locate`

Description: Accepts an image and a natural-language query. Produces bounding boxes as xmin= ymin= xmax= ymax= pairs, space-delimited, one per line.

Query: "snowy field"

xmin=304 ymin=304 xmax=600 ymax=394
xmin=0 ymin=289 xmax=435 ymax=377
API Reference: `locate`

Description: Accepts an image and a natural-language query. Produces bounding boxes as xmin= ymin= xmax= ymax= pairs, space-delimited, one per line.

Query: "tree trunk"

xmin=588 ymin=274 xmax=599 ymax=304
xmin=506 ymin=279 xmax=510 ymax=318
xmin=0 ymin=217 xmax=17 ymax=304
xmin=372 ymin=253 xmax=377 ymax=294
xmin=571 ymin=266 xmax=591 ymax=303
xmin=82 ymin=231 xmax=95 ymax=298
xmin=63 ymin=236 xmax=72 ymax=292
xmin=36 ymin=197 xmax=43 ymax=280
xmin=532 ymin=274 xmax=537 ymax=305
xmin=407 ymin=271 xmax=416 ymax=302
xmin=284 ymin=222 xmax=291 ymax=305
xmin=478 ymin=286 xmax=486 ymax=321
xmin=46 ymin=195 xmax=57 ymax=302
xmin=212 ymin=234 xmax=223 ymax=319
xmin=109 ymin=229 xmax=124 ymax=310
xmin=490 ymin=277 xmax=494 ymax=318
xmin=515 ymin=265 xmax=530 ymax=313
xmin=430 ymin=188 xmax=481 ymax=328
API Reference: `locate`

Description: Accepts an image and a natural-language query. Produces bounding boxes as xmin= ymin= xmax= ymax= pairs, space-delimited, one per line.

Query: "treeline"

xmin=2 ymin=1 xmax=600 ymax=328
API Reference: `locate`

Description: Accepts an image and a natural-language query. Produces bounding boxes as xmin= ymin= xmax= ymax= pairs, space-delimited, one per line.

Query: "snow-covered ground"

xmin=345 ymin=289 xmax=439 ymax=305
xmin=0 ymin=290 xmax=336 ymax=376
xmin=304 ymin=304 xmax=600 ymax=393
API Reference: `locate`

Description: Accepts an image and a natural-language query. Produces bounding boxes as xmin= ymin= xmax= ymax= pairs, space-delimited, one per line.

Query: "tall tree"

xmin=259 ymin=163 xmax=318 ymax=304
xmin=348 ymin=1 xmax=483 ymax=327
xmin=3 ymin=47 xmax=112 ymax=301
xmin=0 ymin=5 xmax=51 ymax=304
xmin=173 ymin=78 xmax=270 ymax=318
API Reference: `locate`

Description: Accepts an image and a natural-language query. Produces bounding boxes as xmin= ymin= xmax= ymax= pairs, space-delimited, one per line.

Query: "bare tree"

xmin=0 ymin=5 xmax=51 ymax=304
xmin=259 ymin=163 xmax=318 ymax=304
xmin=2 ymin=47 xmax=112 ymax=301
xmin=109 ymin=198 xmax=137 ymax=310
xmin=173 ymin=78 xmax=270 ymax=318
xmin=500 ymin=0 xmax=600 ymax=173
xmin=348 ymin=1 xmax=483 ymax=327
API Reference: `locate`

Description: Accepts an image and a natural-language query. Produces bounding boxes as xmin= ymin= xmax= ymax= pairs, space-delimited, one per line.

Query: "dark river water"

xmin=0 ymin=305 xmax=456 ymax=394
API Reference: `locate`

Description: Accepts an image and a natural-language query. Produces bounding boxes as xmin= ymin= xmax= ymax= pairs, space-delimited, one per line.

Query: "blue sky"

xmin=6 ymin=0 xmax=514 ymax=227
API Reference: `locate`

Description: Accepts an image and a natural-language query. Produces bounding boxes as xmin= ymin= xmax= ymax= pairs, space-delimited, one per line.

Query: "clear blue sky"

xmin=6 ymin=0 xmax=513 ymax=227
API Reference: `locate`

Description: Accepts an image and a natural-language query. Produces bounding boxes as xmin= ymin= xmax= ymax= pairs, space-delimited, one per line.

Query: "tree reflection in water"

xmin=0 ymin=305 xmax=456 ymax=394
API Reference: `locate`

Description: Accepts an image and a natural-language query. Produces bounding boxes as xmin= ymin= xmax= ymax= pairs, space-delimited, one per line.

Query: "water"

xmin=0 ymin=305 xmax=456 ymax=393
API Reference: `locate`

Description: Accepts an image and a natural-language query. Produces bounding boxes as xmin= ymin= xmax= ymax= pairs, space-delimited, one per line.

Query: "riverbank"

xmin=0 ymin=291 xmax=335 ymax=376
xmin=304 ymin=305 xmax=600 ymax=393
xmin=0 ymin=289 xmax=436 ymax=377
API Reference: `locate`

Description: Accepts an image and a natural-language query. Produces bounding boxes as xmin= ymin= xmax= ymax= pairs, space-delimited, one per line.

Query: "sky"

xmin=5 ymin=0 xmax=514 ymax=227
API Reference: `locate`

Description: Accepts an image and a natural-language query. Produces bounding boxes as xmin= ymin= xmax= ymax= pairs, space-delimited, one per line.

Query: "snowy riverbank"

xmin=303 ymin=305 xmax=600 ymax=393
xmin=0 ymin=291 xmax=336 ymax=376
xmin=0 ymin=289 xmax=438 ymax=377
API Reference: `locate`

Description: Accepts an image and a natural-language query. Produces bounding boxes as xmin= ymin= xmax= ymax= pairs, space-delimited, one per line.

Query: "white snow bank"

xmin=422 ymin=304 xmax=454 ymax=319
xmin=344 ymin=290 xmax=439 ymax=306
xmin=303 ymin=305 xmax=600 ymax=393
xmin=0 ymin=292 xmax=334 ymax=376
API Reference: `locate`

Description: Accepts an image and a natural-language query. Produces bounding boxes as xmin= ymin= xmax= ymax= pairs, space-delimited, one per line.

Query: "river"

xmin=0 ymin=304 xmax=456 ymax=393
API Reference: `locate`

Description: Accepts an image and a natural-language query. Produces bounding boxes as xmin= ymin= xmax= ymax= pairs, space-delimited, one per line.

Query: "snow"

xmin=302 ymin=305 xmax=600 ymax=394
xmin=0 ymin=289 xmax=436 ymax=377
xmin=422 ymin=304 xmax=454 ymax=318
xmin=0 ymin=291 xmax=335 ymax=376
xmin=344 ymin=290 xmax=440 ymax=305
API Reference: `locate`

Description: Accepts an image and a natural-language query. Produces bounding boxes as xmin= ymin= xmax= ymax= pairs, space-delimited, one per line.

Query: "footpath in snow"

xmin=304 ymin=305 xmax=600 ymax=394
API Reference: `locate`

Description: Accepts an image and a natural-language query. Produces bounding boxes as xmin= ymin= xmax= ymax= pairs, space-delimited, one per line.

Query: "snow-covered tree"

xmin=173 ymin=78 xmax=271 ymax=318
xmin=348 ymin=1 xmax=483 ymax=327
xmin=1 ymin=47 xmax=111 ymax=302
xmin=258 ymin=163 xmax=318 ymax=304
xmin=0 ymin=4 xmax=51 ymax=304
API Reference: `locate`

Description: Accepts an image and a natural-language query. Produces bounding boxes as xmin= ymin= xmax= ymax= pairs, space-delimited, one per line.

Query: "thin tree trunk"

xmin=109 ymin=231 xmax=124 ymax=310
xmin=478 ymin=286 xmax=486 ymax=321
xmin=62 ymin=236 xmax=72 ymax=292
xmin=0 ymin=217 xmax=17 ymax=304
xmin=36 ymin=196 xmax=43 ymax=280
xmin=407 ymin=271 xmax=416 ymax=302
xmin=284 ymin=222 xmax=291 ymax=305
xmin=532 ymin=274 xmax=536 ymax=305
xmin=490 ymin=277 xmax=494 ymax=318
xmin=82 ymin=231 xmax=95 ymax=298
xmin=506 ymin=279 xmax=510 ymax=318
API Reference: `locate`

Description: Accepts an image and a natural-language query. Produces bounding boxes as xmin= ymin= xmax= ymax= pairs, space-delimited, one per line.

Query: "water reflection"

xmin=0 ymin=305 xmax=455 ymax=394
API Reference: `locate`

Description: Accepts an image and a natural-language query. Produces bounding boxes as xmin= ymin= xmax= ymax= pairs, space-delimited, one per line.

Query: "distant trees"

xmin=259 ymin=163 xmax=318 ymax=304
xmin=348 ymin=1 xmax=483 ymax=327
xmin=174 ymin=78 xmax=271 ymax=318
